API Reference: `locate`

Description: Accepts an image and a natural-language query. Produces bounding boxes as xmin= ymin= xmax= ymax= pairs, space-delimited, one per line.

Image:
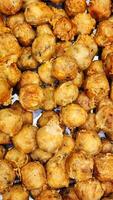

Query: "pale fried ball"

xmin=75 ymin=179 xmax=104 ymax=200
xmin=5 ymin=148 xmax=29 ymax=168
xmin=0 ymin=132 xmax=10 ymax=144
xmin=36 ymin=118 xmax=63 ymax=153
xmin=55 ymin=41 xmax=72 ymax=57
xmin=66 ymin=151 xmax=94 ymax=181
xmin=36 ymin=24 xmax=53 ymax=36
xmin=65 ymin=0 xmax=86 ymax=17
xmin=17 ymin=47 xmax=38 ymax=70
xmin=13 ymin=125 xmax=37 ymax=154
xmin=31 ymin=148 xmax=52 ymax=163
xmin=21 ymin=161 xmax=46 ymax=190
xmin=38 ymin=61 xmax=55 ymax=85
xmin=6 ymin=12 xmax=25 ymax=29
xmin=104 ymin=53 xmax=113 ymax=77
xmin=42 ymin=87 xmax=56 ymax=111
xmin=94 ymin=153 xmax=113 ymax=182
xmin=0 ymin=145 xmax=6 ymax=159
xmin=73 ymin=70 xmax=84 ymax=88
xmin=75 ymin=130 xmax=102 ymax=155
xmin=0 ymin=0 xmax=23 ymax=15
xmin=38 ymin=111 xmax=59 ymax=127
xmin=52 ymin=56 xmax=78 ymax=81
xmin=87 ymin=60 xmax=104 ymax=76
xmin=81 ymin=113 xmax=97 ymax=131
xmin=13 ymin=22 xmax=35 ymax=46
xmin=0 ymin=77 xmax=12 ymax=106
xmin=98 ymin=98 xmax=113 ymax=109
xmin=76 ymin=92 xmax=93 ymax=112
xmin=89 ymin=0 xmax=112 ymax=21
xmin=60 ymin=135 xmax=75 ymax=154
xmin=0 ymin=108 xmax=23 ymax=137
xmin=54 ymin=81 xmax=78 ymax=107
xmin=19 ymin=84 xmax=44 ymax=111
xmin=101 ymin=139 xmax=113 ymax=154
xmin=0 ymin=160 xmax=15 ymax=193
xmin=95 ymin=20 xmax=113 ymax=47
xmin=72 ymin=13 xmax=96 ymax=35
xmin=3 ymin=185 xmax=29 ymax=200
xmin=36 ymin=189 xmax=62 ymax=200
xmin=32 ymin=34 xmax=56 ymax=63
xmin=102 ymin=43 xmax=113 ymax=63
xmin=24 ymin=2 xmax=53 ymax=25
xmin=51 ymin=7 xmax=67 ymax=29
xmin=61 ymin=104 xmax=88 ymax=128
xmin=53 ymin=17 xmax=77 ymax=41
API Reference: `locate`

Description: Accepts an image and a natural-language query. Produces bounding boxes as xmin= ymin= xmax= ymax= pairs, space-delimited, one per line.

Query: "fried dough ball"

xmin=36 ymin=118 xmax=63 ymax=153
xmin=0 ymin=132 xmax=10 ymax=144
xmin=2 ymin=185 xmax=29 ymax=200
xmin=102 ymin=182 xmax=113 ymax=197
xmin=50 ymin=7 xmax=67 ymax=28
xmin=96 ymin=105 xmax=113 ymax=140
xmin=13 ymin=125 xmax=37 ymax=154
xmin=17 ymin=47 xmax=38 ymax=70
xmin=89 ymin=0 xmax=112 ymax=21
xmin=36 ymin=189 xmax=62 ymax=200
xmin=0 ymin=77 xmax=12 ymax=106
xmin=32 ymin=34 xmax=56 ymax=63
xmin=31 ymin=148 xmax=52 ymax=163
xmin=0 ymin=145 xmax=6 ymax=159
xmin=110 ymin=82 xmax=113 ymax=101
xmin=0 ymin=33 xmax=21 ymax=64
xmin=62 ymin=187 xmax=79 ymax=200
xmin=104 ymin=53 xmax=113 ymax=77
xmin=102 ymin=43 xmax=113 ymax=63
xmin=38 ymin=61 xmax=55 ymax=85
xmin=94 ymin=153 xmax=113 ymax=182
xmin=38 ymin=111 xmax=59 ymax=127
xmin=0 ymin=0 xmax=23 ymax=15
xmin=84 ymin=73 xmax=110 ymax=105
xmin=19 ymin=84 xmax=44 ymax=111
xmin=6 ymin=12 xmax=25 ymax=29
xmin=65 ymin=0 xmax=86 ymax=17
xmin=55 ymin=41 xmax=72 ymax=57
xmin=98 ymin=98 xmax=113 ymax=109
xmin=0 ymin=160 xmax=15 ymax=193
xmin=75 ymin=179 xmax=104 ymax=200
xmin=66 ymin=151 xmax=94 ymax=181
xmin=37 ymin=24 xmax=53 ymax=36
xmin=24 ymin=2 xmax=53 ymax=25
xmin=72 ymin=13 xmax=96 ymax=35
xmin=81 ymin=113 xmax=97 ymax=131
xmin=73 ymin=70 xmax=84 ymax=88
xmin=75 ymin=130 xmax=102 ymax=155
xmin=61 ymin=104 xmax=88 ymax=128
xmin=54 ymin=81 xmax=78 ymax=107
xmin=52 ymin=56 xmax=78 ymax=81
xmin=50 ymin=0 xmax=65 ymax=4
xmin=13 ymin=22 xmax=35 ymax=46
xmin=21 ymin=161 xmax=46 ymax=190
xmin=76 ymin=92 xmax=93 ymax=112
xmin=42 ymin=87 xmax=56 ymax=111
xmin=0 ymin=108 xmax=23 ymax=137
xmin=5 ymin=148 xmax=29 ymax=168
xmin=18 ymin=71 xmax=40 ymax=88
xmin=95 ymin=20 xmax=113 ymax=47
xmin=87 ymin=60 xmax=104 ymax=76
xmin=53 ymin=17 xmax=77 ymax=41
xmin=101 ymin=140 xmax=113 ymax=154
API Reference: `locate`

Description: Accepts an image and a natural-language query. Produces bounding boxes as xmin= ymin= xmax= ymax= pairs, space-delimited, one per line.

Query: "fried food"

xmin=6 ymin=12 xmax=25 ymax=29
xmin=38 ymin=111 xmax=59 ymax=127
xmin=0 ymin=0 xmax=23 ymax=15
xmin=36 ymin=189 xmax=62 ymax=200
xmin=65 ymin=0 xmax=86 ymax=17
xmin=31 ymin=148 xmax=52 ymax=163
xmin=42 ymin=87 xmax=56 ymax=111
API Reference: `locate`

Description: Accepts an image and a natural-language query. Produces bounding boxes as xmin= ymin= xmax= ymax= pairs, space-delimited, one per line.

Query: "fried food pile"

xmin=0 ymin=0 xmax=113 ymax=199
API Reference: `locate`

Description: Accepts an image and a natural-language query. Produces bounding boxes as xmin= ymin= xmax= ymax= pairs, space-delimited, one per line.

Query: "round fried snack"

xmin=86 ymin=60 xmax=104 ymax=76
xmin=0 ymin=0 xmax=23 ymax=15
xmin=66 ymin=151 xmax=94 ymax=181
xmin=0 ymin=77 xmax=12 ymax=106
xmin=32 ymin=34 xmax=56 ymax=63
xmin=0 ymin=145 xmax=6 ymax=159
xmin=36 ymin=118 xmax=63 ymax=153
xmin=5 ymin=148 xmax=29 ymax=168
xmin=0 ymin=132 xmax=10 ymax=144
xmin=19 ymin=84 xmax=44 ymax=111
xmin=0 ymin=160 xmax=15 ymax=193
xmin=94 ymin=153 xmax=113 ymax=182
xmin=81 ymin=113 xmax=97 ymax=131
xmin=54 ymin=81 xmax=78 ymax=107
xmin=61 ymin=103 xmax=88 ymax=128
xmin=76 ymin=92 xmax=93 ymax=112
xmin=89 ymin=0 xmax=112 ymax=21
xmin=24 ymin=2 xmax=53 ymax=25
xmin=6 ymin=12 xmax=25 ymax=29
xmin=104 ymin=53 xmax=113 ymax=77
xmin=101 ymin=139 xmax=113 ymax=154
xmin=13 ymin=125 xmax=37 ymax=154
xmin=65 ymin=0 xmax=86 ymax=17
xmin=75 ymin=130 xmax=102 ymax=155
xmin=0 ymin=108 xmax=23 ymax=137
xmin=42 ymin=87 xmax=56 ymax=111
xmin=52 ymin=56 xmax=78 ymax=81
xmin=36 ymin=24 xmax=53 ymax=36
xmin=21 ymin=161 xmax=46 ymax=190
xmin=3 ymin=185 xmax=29 ymax=200
xmin=55 ymin=41 xmax=72 ymax=57
xmin=102 ymin=43 xmax=113 ymax=63
xmin=38 ymin=111 xmax=59 ymax=127
xmin=72 ymin=13 xmax=96 ymax=35
xmin=31 ymin=148 xmax=52 ymax=163
xmin=75 ymin=178 xmax=104 ymax=200
xmin=36 ymin=189 xmax=62 ymax=200
xmin=73 ymin=70 xmax=84 ymax=88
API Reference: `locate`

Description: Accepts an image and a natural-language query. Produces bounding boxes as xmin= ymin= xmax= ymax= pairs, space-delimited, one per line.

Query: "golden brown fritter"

xmin=65 ymin=0 xmax=86 ymax=17
xmin=0 ymin=0 xmax=23 ymax=15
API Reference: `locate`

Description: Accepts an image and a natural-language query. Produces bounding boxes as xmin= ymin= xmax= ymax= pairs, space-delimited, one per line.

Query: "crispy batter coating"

xmin=102 ymin=43 xmax=113 ymax=63
xmin=0 ymin=132 xmax=10 ymax=145
xmin=24 ymin=2 xmax=53 ymax=25
xmin=52 ymin=56 xmax=78 ymax=81
xmin=102 ymin=182 xmax=113 ymax=197
xmin=0 ymin=145 xmax=6 ymax=159
xmin=6 ymin=12 xmax=25 ymax=29
xmin=89 ymin=0 xmax=112 ymax=21
xmin=38 ymin=111 xmax=59 ymax=127
xmin=50 ymin=7 xmax=67 ymax=28
xmin=73 ymin=70 xmax=84 ymax=88
xmin=60 ymin=104 xmax=88 ymax=128
xmin=37 ymin=24 xmax=53 ymax=36
xmin=5 ymin=148 xmax=29 ymax=168
xmin=0 ymin=77 xmax=12 ymax=106
xmin=0 ymin=160 xmax=15 ymax=193
xmin=72 ymin=13 xmax=96 ymax=35
xmin=19 ymin=84 xmax=44 ymax=111
xmin=21 ymin=161 xmax=46 ymax=190
xmin=36 ymin=189 xmax=62 ymax=200
xmin=13 ymin=125 xmax=37 ymax=153
xmin=110 ymin=81 xmax=113 ymax=101
xmin=55 ymin=41 xmax=72 ymax=57
xmin=65 ymin=0 xmax=86 ymax=17
xmin=42 ymin=87 xmax=56 ymax=111
xmin=87 ymin=60 xmax=104 ymax=76
xmin=0 ymin=0 xmax=23 ymax=15
xmin=50 ymin=0 xmax=65 ymax=4
xmin=81 ymin=113 xmax=97 ymax=131
xmin=66 ymin=151 xmax=94 ymax=181
xmin=101 ymin=139 xmax=113 ymax=154
xmin=62 ymin=187 xmax=79 ymax=200
xmin=31 ymin=148 xmax=52 ymax=163
xmin=104 ymin=53 xmax=113 ymax=77
xmin=76 ymin=92 xmax=93 ymax=112
xmin=75 ymin=130 xmax=102 ymax=155
xmin=94 ymin=153 xmax=113 ymax=182
xmin=98 ymin=98 xmax=113 ymax=109
xmin=75 ymin=179 xmax=104 ymax=200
